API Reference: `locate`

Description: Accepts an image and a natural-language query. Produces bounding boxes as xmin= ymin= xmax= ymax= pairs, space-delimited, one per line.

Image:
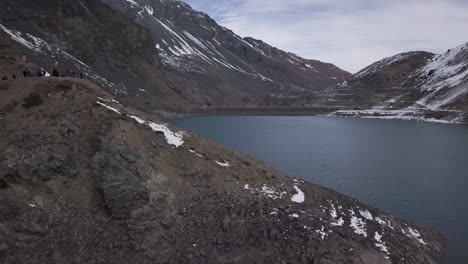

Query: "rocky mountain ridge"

xmin=101 ymin=0 xmax=351 ymax=106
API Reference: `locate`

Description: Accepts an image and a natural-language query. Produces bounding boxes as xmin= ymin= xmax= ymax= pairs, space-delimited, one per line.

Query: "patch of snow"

xmin=374 ymin=232 xmax=390 ymax=256
xmin=316 ymin=226 xmax=328 ymax=240
xmin=330 ymin=204 xmax=338 ymax=218
xmin=97 ymin=101 xmax=122 ymax=115
xmin=291 ymin=214 xmax=299 ymax=218
xmin=189 ymin=149 xmax=203 ymax=157
xmin=331 ymin=217 xmax=345 ymax=226
xmin=291 ymin=185 xmax=305 ymax=203
xmin=129 ymin=115 xmax=185 ymax=148
xmin=359 ymin=209 xmax=373 ymax=221
xmin=349 ymin=210 xmax=367 ymax=238
xmin=145 ymin=5 xmax=154 ymax=15
xmin=402 ymin=227 xmax=427 ymax=245
xmin=375 ymin=217 xmax=395 ymax=230
xmin=215 ymin=160 xmax=230 ymax=167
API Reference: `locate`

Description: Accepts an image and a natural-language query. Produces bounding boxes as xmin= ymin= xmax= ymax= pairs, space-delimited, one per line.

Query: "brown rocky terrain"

xmin=0 ymin=77 xmax=444 ymax=263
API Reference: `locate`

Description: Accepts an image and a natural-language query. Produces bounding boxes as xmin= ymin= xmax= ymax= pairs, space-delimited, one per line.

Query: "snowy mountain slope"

xmin=354 ymin=52 xmax=434 ymax=80
xmin=404 ymin=43 xmax=468 ymax=110
xmin=101 ymin=0 xmax=351 ymax=106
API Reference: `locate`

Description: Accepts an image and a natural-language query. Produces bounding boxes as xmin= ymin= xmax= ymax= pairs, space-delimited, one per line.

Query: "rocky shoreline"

xmin=331 ymin=109 xmax=467 ymax=125
xmin=0 ymin=78 xmax=445 ymax=263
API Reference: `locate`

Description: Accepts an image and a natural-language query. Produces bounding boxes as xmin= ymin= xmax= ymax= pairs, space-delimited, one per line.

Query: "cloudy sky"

xmin=184 ymin=0 xmax=468 ymax=73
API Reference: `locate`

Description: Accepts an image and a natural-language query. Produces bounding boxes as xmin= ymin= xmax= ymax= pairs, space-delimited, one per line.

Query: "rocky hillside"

xmin=0 ymin=0 xmax=196 ymax=112
xmin=100 ymin=0 xmax=351 ymax=106
xmin=0 ymin=77 xmax=444 ymax=263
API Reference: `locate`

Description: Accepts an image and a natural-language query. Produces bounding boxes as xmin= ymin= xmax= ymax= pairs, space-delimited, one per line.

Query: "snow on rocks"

xmin=331 ymin=217 xmax=345 ymax=227
xmin=189 ymin=149 xmax=203 ymax=157
xmin=316 ymin=226 xmax=328 ymax=240
xmin=215 ymin=160 xmax=230 ymax=167
xmin=96 ymin=101 xmax=122 ymax=115
xmin=402 ymin=226 xmax=427 ymax=245
xmin=291 ymin=185 xmax=305 ymax=203
xmin=349 ymin=209 xmax=368 ymax=238
xmin=129 ymin=115 xmax=185 ymax=148
xmin=244 ymin=184 xmax=287 ymax=200
xmin=95 ymin=100 xmax=185 ymax=148
xmin=376 ymin=216 xmax=395 ymax=230
xmin=359 ymin=209 xmax=374 ymax=221
xmin=374 ymin=232 xmax=390 ymax=257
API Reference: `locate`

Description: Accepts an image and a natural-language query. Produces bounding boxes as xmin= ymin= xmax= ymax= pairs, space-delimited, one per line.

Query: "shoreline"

xmin=162 ymin=107 xmax=467 ymax=125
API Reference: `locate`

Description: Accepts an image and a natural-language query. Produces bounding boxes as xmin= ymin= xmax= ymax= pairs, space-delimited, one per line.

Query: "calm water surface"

xmin=173 ymin=116 xmax=468 ymax=264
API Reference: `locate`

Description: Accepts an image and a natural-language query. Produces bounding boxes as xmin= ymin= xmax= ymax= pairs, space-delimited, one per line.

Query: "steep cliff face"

xmin=101 ymin=0 xmax=351 ymax=106
xmin=0 ymin=77 xmax=444 ymax=263
xmin=0 ymin=0 xmax=192 ymax=111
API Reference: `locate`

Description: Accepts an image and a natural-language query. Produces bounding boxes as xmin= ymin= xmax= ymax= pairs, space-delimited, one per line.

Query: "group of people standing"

xmin=1 ymin=68 xmax=84 ymax=80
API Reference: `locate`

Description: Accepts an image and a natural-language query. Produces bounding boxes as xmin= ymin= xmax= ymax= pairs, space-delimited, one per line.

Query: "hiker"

xmin=42 ymin=70 xmax=46 ymax=77
xmin=72 ymin=72 xmax=76 ymax=78
xmin=37 ymin=70 xmax=42 ymax=77
xmin=66 ymin=69 xmax=69 ymax=77
xmin=23 ymin=70 xmax=27 ymax=78
xmin=80 ymin=73 xmax=83 ymax=79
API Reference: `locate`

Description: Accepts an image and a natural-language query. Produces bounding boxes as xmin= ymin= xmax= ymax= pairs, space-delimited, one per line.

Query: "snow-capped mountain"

xmin=101 ymin=0 xmax=351 ymax=105
xmin=331 ymin=43 xmax=468 ymax=123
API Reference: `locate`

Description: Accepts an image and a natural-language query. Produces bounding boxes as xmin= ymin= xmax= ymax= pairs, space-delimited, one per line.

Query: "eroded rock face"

xmin=0 ymin=78 xmax=445 ymax=263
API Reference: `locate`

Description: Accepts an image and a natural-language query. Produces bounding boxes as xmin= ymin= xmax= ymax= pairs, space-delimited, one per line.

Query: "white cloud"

xmin=185 ymin=0 xmax=468 ymax=73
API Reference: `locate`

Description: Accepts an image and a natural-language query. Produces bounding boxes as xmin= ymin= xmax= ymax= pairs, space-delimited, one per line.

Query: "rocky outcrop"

xmin=0 ymin=77 xmax=444 ymax=263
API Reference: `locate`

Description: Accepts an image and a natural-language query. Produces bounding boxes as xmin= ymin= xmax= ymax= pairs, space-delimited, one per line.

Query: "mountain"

xmin=332 ymin=51 xmax=435 ymax=109
xmin=0 ymin=76 xmax=444 ymax=263
xmin=0 ymin=0 xmax=194 ymax=112
xmin=332 ymin=43 xmax=468 ymax=122
xmin=100 ymin=0 xmax=351 ymax=106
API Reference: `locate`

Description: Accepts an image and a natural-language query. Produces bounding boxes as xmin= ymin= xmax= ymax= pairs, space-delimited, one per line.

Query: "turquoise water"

xmin=173 ymin=116 xmax=468 ymax=264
